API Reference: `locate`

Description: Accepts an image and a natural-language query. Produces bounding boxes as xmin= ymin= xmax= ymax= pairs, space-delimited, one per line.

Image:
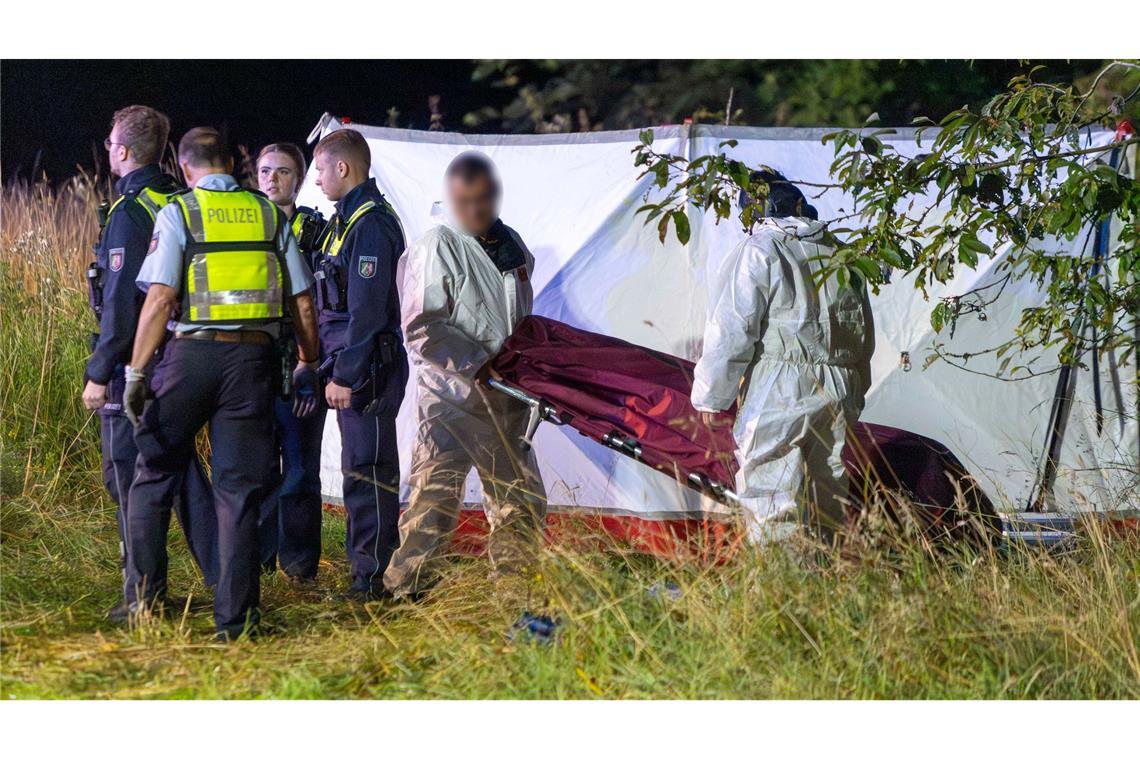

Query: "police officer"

xmin=122 ymin=127 xmax=321 ymax=640
xmin=255 ymin=142 xmax=328 ymax=583
xmin=312 ymin=129 xmax=407 ymax=600
xmin=81 ymin=105 xmax=218 ymax=619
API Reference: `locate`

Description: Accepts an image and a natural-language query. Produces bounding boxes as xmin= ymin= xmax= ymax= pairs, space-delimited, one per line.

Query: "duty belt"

xmin=175 ymin=329 xmax=274 ymax=346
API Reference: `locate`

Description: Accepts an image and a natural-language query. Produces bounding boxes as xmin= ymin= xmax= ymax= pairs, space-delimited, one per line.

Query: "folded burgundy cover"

xmin=490 ymin=315 xmax=991 ymax=517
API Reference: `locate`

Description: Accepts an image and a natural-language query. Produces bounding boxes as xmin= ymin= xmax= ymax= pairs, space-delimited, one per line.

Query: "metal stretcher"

xmin=484 ymin=316 xmax=998 ymax=539
xmin=489 ymin=376 xmax=742 ymax=505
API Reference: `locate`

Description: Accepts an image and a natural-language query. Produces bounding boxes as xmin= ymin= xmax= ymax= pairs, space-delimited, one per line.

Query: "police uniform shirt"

xmin=137 ymin=173 xmax=315 ymax=335
xmin=319 ymin=178 xmax=405 ymax=390
xmin=85 ymin=163 xmax=171 ymax=385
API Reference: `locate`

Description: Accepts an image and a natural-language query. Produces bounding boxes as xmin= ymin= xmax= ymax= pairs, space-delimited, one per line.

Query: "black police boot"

xmin=284 ymin=574 xmax=321 ymax=599
xmin=342 ymin=581 xmax=393 ymax=603
xmin=107 ymin=601 xmax=132 ymax=625
xmin=214 ymin=627 xmax=260 ymax=644
xmin=215 ymin=615 xmax=262 ymax=644
xmin=107 ymin=598 xmax=170 ymax=625
xmin=285 ymin=573 xmax=319 ymax=589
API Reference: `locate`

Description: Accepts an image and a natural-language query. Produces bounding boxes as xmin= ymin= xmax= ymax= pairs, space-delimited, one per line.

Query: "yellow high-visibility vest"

xmin=103 ymin=184 xmax=174 ymax=226
xmin=322 ymin=198 xmax=394 ymax=257
xmin=174 ymin=188 xmax=284 ymax=323
xmin=290 ymin=208 xmax=312 ymax=240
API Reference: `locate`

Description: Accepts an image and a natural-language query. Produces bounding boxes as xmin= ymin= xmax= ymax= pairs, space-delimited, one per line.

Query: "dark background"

xmin=1 ymin=60 xmax=484 ymax=182
xmin=3 ymin=59 xmax=1118 ymax=184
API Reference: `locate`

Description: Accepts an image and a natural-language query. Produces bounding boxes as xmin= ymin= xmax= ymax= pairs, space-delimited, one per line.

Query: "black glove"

xmin=292 ymin=363 xmax=319 ymax=419
xmin=123 ymin=367 xmax=148 ymax=428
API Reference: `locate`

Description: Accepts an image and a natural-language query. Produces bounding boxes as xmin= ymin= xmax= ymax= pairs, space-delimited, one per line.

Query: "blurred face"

xmin=314 ymin=150 xmax=352 ymax=202
xmin=448 ymin=174 xmax=499 ymax=236
xmin=257 ymin=151 xmax=302 ymax=207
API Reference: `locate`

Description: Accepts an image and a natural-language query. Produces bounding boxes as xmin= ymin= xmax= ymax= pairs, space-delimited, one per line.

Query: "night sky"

xmin=1 ymin=60 xmax=499 ymax=182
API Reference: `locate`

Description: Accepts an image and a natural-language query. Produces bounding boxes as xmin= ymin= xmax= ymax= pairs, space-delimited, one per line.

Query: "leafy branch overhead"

xmin=633 ymin=61 xmax=1140 ymax=377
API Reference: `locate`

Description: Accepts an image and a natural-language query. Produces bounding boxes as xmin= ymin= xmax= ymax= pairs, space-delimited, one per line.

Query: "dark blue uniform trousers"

xmin=101 ymin=411 xmax=218 ymax=586
xmin=126 ymin=338 xmax=276 ymax=637
xmin=259 ymin=398 xmax=327 ymax=579
xmin=337 ymin=405 xmax=400 ymax=592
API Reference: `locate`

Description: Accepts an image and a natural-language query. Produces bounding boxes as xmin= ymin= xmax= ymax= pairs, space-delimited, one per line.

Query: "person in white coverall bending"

xmin=384 ymin=152 xmax=547 ymax=597
xmin=690 ymin=170 xmax=874 ymax=545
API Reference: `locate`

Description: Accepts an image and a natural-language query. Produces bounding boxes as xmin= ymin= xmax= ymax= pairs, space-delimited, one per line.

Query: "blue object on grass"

xmin=511 ymin=611 xmax=560 ymax=644
xmin=647 ymin=582 xmax=682 ymax=602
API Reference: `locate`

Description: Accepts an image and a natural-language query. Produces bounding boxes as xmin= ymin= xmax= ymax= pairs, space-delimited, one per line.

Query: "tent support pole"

xmin=1027 ymin=143 xmax=1124 ymax=512
xmin=1029 ymin=349 xmax=1082 ymax=512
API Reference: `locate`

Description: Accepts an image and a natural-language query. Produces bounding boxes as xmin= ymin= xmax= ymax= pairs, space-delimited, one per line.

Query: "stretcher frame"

xmin=487 ymin=376 xmax=741 ymax=508
xmin=485 ymin=378 xmax=1140 ymax=549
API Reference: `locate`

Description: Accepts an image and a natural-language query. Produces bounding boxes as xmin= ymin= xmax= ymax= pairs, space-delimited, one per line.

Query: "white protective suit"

xmin=691 ymin=217 xmax=874 ymax=542
xmin=383 ymin=214 xmax=547 ymax=595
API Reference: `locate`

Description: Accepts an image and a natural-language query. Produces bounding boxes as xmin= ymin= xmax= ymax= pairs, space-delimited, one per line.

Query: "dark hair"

xmin=178 ymin=127 xmax=230 ymax=168
xmin=314 ymin=129 xmax=370 ymax=172
xmin=445 ymin=151 xmax=501 ymax=194
xmin=739 ymin=168 xmax=818 ymax=220
xmin=258 ymin=143 xmax=307 ymax=182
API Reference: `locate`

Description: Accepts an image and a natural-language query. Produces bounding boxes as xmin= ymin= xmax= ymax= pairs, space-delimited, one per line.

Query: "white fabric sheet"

xmin=297 ymin=115 xmax=1137 ymax=516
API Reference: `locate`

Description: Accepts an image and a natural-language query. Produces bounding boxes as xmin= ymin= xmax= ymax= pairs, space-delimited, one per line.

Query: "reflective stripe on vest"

xmin=105 ymin=194 xmax=128 ymax=223
xmin=102 ymin=183 xmax=169 ymax=230
xmin=291 ymin=211 xmax=308 ymax=240
xmin=135 ymin=186 xmax=170 ymax=221
xmin=324 ymin=199 xmax=390 ymax=257
xmin=174 ymin=188 xmax=283 ymax=323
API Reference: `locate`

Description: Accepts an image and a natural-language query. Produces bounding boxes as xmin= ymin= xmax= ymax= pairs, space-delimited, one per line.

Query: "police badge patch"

xmin=109 ymin=248 xmax=125 ymax=272
xmin=147 ymin=232 xmax=160 ymax=254
xmin=359 ymin=256 xmax=378 ymax=279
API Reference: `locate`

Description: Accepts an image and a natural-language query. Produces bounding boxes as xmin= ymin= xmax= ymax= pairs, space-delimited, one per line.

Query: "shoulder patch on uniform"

xmin=358 ymin=256 xmax=378 ymax=279
xmin=147 ymin=232 xmax=160 ymax=254
xmin=109 ymin=248 xmax=125 ymax=272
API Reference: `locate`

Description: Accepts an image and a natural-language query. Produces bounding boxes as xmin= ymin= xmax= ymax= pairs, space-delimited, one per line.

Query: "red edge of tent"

xmin=321 ymin=503 xmax=1139 ymax=561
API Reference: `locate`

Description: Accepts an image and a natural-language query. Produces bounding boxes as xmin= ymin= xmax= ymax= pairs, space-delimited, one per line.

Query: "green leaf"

xmin=931 ymin=302 xmax=947 ymax=333
xmin=851 ymin=257 xmax=880 ymax=284
xmin=727 ymin=160 xmax=752 ymax=189
xmin=879 ymin=246 xmax=904 ymax=268
xmin=639 ymin=129 xmax=654 ymax=146
xmin=957 ymin=234 xmax=990 ymax=267
xmin=937 ymin=169 xmax=953 ymax=193
xmin=960 ymin=235 xmax=992 ymax=254
xmin=958 ymin=243 xmax=978 ymax=268
xmin=672 ymin=210 xmax=691 ymax=245
xmin=657 ymin=214 xmax=671 ymax=244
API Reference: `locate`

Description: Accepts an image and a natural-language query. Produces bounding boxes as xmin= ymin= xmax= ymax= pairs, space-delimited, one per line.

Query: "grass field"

xmin=2 ymin=182 xmax=1139 ymax=699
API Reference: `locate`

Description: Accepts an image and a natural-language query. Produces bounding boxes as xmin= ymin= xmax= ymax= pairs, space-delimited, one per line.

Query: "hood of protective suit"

xmin=399 ymin=217 xmax=535 ymax=407
xmin=739 ymin=169 xmax=819 ymax=221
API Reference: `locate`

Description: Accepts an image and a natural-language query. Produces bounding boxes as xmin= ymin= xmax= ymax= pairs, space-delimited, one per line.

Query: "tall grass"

xmin=2 ymin=181 xmax=1138 ymax=699
xmin=1 ymin=179 xmax=105 ymax=509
